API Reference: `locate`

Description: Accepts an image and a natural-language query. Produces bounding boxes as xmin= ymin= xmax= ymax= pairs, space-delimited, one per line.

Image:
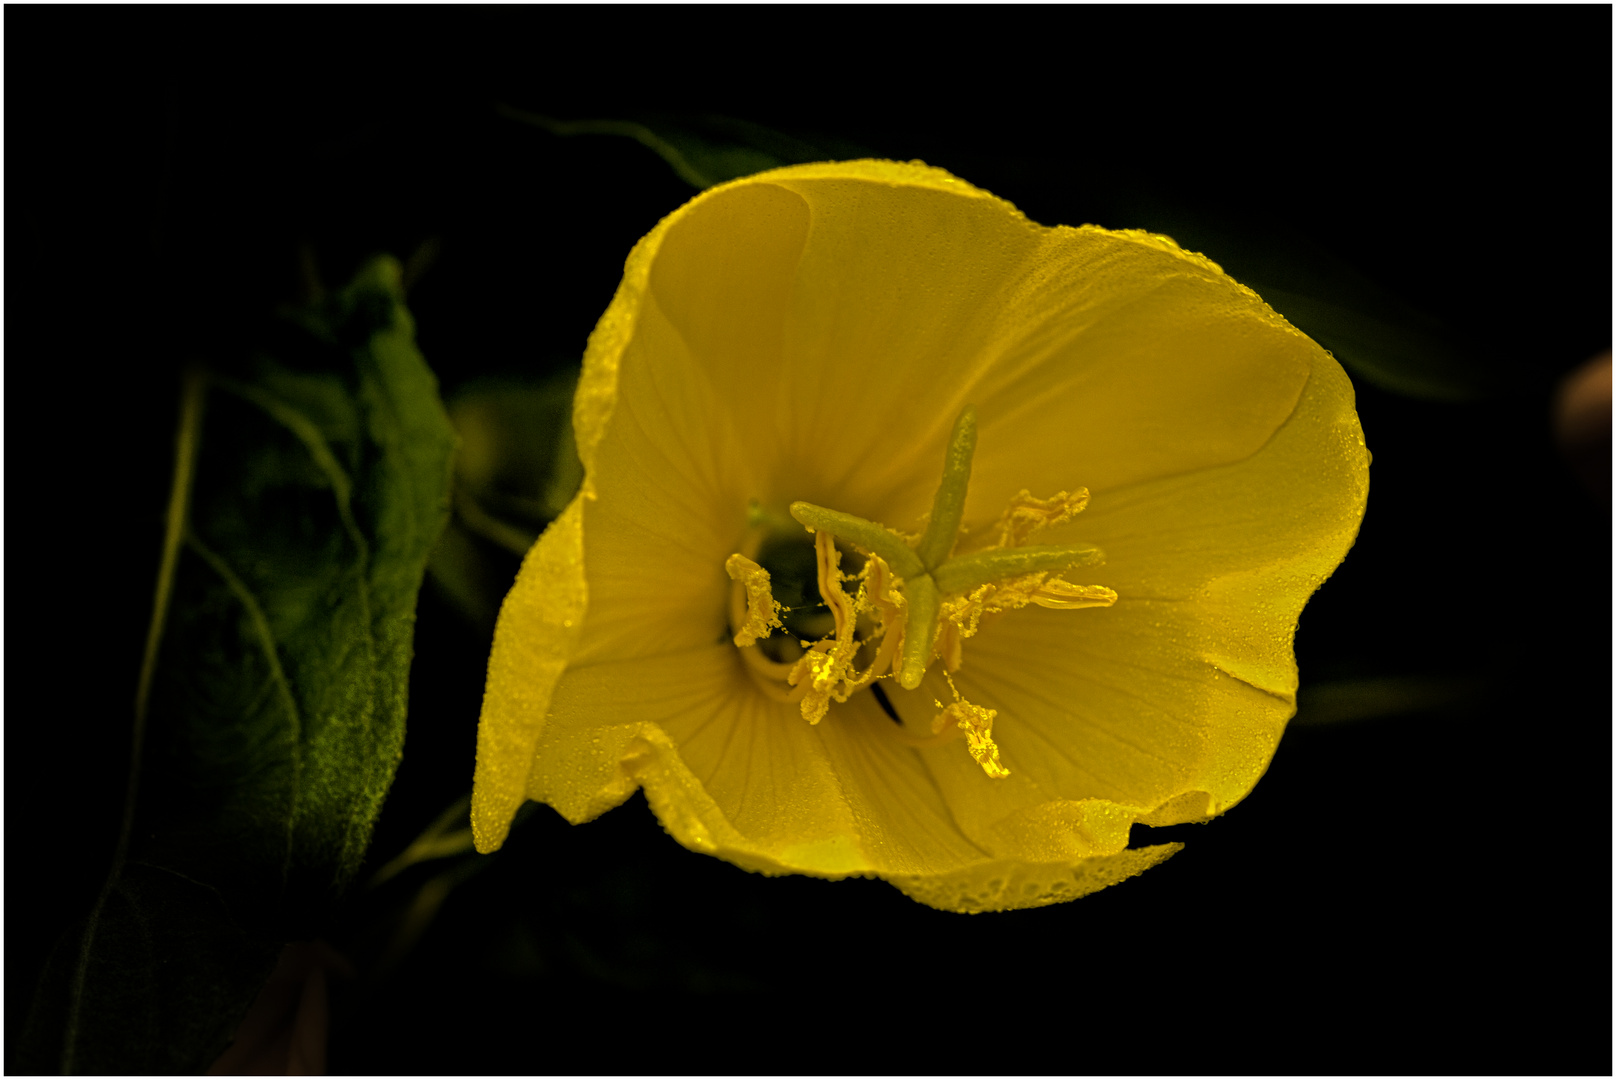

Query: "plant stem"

xmin=62 ymin=366 xmax=207 ymax=1074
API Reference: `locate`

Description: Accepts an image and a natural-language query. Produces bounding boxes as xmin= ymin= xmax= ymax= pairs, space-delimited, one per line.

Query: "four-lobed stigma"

xmin=725 ymin=406 xmax=1117 ymax=778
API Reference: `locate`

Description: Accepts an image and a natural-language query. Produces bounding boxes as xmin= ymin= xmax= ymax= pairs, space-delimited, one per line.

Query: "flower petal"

xmin=760 ymin=166 xmax=1050 ymax=527
xmin=471 ymin=160 xmax=1369 ymax=913
xmin=470 ymin=498 xmax=586 ymax=853
xmin=966 ymin=231 xmax=1315 ymax=516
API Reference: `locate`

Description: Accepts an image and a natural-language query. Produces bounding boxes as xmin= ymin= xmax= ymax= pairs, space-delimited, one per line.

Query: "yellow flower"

xmin=470 ymin=160 xmax=1369 ymax=913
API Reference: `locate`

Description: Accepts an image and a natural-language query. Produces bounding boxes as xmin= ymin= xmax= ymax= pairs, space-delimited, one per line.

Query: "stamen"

xmin=726 ymin=555 xmax=798 ymax=699
xmin=724 ymin=553 xmax=785 ymax=646
xmin=842 ymin=553 xmax=906 ymax=694
xmin=859 ymin=553 xmax=906 ymax=644
xmin=934 ymin=675 xmax=1009 ymax=779
xmin=938 ymin=584 xmax=994 ymax=672
xmin=1030 ymin=580 xmax=1119 ymax=610
xmin=813 ymin=529 xmax=857 ymax=643
xmin=996 ymin=488 xmax=1090 ymax=547
xmin=786 ymin=531 xmax=860 ymax=724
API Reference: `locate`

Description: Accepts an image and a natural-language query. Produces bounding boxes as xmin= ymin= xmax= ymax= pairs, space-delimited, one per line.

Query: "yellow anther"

xmin=1030 ymin=579 xmax=1119 ymax=610
xmin=962 ymin=571 xmax=1114 ymax=618
xmin=848 ymin=553 xmax=906 ymax=690
xmin=934 ymin=675 xmax=1009 ymax=779
xmin=941 ymin=584 xmax=993 ymax=639
xmin=995 ymin=488 xmax=1091 ymax=548
xmin=724 ymin=553 xmax=784 ymax=647
xmin=813 ymin=528 xmax=858 ymax=643
xmin=937 ymin=584 xmax=993 ymax=673
xmin=788 ymin=643 xmax=849 ymax=724
xmin=860 ymin=552 xmax=906 ymax=643
xmin=807 ymin=650 xmax=840 ymax=691
xmin=786 ymin=531 xmax=861 ymax=724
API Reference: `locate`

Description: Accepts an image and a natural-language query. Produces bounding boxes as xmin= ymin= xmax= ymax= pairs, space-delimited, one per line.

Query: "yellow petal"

xmin=531 ymin=647 xmax=988 ymax=877
xmin=888 ymin=844 xmax=1182 ymax=914
xmin=759 ymin=168 xmax=1046 ymax=530
xmin=470 ymin=498 xmax=586 ymax=853
xmin=964 ymin=231 xmax=1313 ymax=517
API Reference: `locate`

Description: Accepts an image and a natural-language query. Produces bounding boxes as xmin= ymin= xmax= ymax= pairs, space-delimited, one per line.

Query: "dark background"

xmin=8 ymin=9 xmax=1610 ymax=1074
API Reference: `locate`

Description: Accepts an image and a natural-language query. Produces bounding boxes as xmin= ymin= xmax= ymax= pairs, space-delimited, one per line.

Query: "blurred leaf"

xmin=1247 ymin=269 xmax=1487 ymax=403
xmin=1292 ymin=675 xmax=1486 ymax=726
xmin=426 ymin=373 xmax=581 ymax=629
xmin=422 ymin=516 xmax=512 ymax=631
xmin=22 ymin=256 xmax=455 ymax=1073
xmin=637 ymin=113 xmax=873 ymax=188
xmin=1149 ymin=216 xmax=1496 ymax=402
xmin=368 ymin=794 xmax=475 ymax=891
xmin=449 ymin=371 xmax=581 ymax=529
xmin=496 ymin=104 xmax=874 ymax=188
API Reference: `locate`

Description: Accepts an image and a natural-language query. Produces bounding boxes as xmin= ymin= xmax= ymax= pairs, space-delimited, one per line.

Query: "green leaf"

xmin=21 ymin=256 xmax=455 ymax=1073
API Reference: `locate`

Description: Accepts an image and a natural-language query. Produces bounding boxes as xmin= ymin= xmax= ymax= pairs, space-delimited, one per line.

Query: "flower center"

xmin=725 ymin=406 xmax=1117 ymax=778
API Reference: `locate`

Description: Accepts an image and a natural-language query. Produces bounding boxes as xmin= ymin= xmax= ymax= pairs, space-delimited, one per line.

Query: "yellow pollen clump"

xmin=724 ymin=405 xmax=1117 ymax=779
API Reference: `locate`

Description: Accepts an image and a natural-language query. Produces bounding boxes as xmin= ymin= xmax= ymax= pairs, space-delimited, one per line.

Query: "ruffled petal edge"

xmin=627 ymin=720 xmax=1185 ymax=912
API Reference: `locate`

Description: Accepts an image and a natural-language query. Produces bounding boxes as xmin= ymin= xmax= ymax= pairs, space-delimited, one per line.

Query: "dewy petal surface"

xmin=471 ymin=160 xmax=1368 ymax=911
